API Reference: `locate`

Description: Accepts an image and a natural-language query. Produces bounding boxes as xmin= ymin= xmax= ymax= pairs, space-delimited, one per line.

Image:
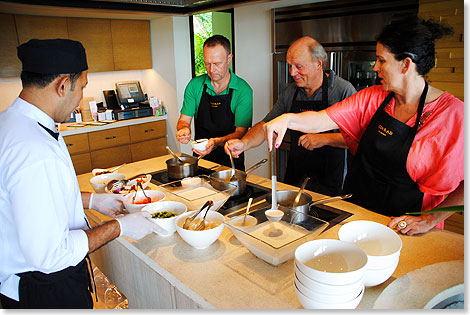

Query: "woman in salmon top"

xmin=264 ymin=16 xmax=463 ymax=235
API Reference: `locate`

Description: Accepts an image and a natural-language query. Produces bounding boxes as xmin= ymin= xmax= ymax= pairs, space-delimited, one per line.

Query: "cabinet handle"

xmin=144 ymin=129 xmax=154 ymax=133
xmin=67 ymin=143 xmax=73 ymax=147
xmin=105 ymin=136 xmax=116 ymax=140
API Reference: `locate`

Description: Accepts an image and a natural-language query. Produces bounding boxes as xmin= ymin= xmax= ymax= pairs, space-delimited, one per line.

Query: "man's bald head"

xmin=288 ymin=36 xmax=327 ymax=66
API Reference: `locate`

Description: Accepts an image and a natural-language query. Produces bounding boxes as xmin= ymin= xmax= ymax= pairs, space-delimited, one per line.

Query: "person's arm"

xmin=85 ymin=220 xmax=120 ymax=253
xmin=225 ymin=121 xmax=266 ymax=158
xmin=193 ymin=126 xmax=247 ymax=157
xmin=388 ymin=181 xmax=464 ymax=235
xmin=264 ymin=110 xmax=339 ymax=151
xmin=298 ymin=133 xmax=347 ymax=150
xmin=176 ymin=114 xmax=193 ymax=144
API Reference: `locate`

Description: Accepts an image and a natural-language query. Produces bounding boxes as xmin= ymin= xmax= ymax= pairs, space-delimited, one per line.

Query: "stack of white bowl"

xmin=338 ymin=220 xmax=402 ymax=287
xmin=294 ymin=239 xmax=368 ymax=309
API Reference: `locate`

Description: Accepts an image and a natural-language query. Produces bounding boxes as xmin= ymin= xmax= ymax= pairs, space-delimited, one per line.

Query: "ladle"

xmin=228 ymin=150 xmax=236 ymax=180
xmin=292 ymin=177 xmax=310 ymax=208
xmin=265 ymin=135 xmax=283 ymax=222
xmin=166 ymin=145 xmax=185 ymax=164
xmin=310 ymin=194 xmax=353 ymax=206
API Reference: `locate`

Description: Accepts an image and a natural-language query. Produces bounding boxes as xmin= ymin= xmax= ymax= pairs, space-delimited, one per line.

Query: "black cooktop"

xmin=150 ymin=166 xmax=352 ymax=231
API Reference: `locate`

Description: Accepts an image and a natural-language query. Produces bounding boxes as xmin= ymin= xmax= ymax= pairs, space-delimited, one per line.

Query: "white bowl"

xmin=295 ymin=239 xmax=368 ymax=285
xmin=364 ymin=256 xmax=399 ymax=287
xmin=338 ymin=220 xmax=402 ymax=269
xmin=191 ymin=139 xmax=209 ymax=151
xmin=90 ymin=173 xmax=126 ymax=193
xmin=294 ymin=273 xmax=364 ymax=304
xmin=294 ymin=261 xmax=364 ymax=296
xmin=294 ymin=280 xmax=364 ymax=309
xmin=123 ymin=190 xmax=166 ymax=213
xmin=142 ymin=201 xmax=187 ymax=236
xmin=175 ymin=210 xmax=224 ymax=249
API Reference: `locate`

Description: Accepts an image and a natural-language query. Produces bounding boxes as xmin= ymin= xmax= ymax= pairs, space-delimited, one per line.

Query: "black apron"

xmin=11 ymin=255 xmax=95 ymax=309
xmin=195 ymin=84 xmax=245 ymax=171
xmin=284 ymin=73 xmax=347 ymax=196
xmin=342 ymin=83 xmax=428 ymax=217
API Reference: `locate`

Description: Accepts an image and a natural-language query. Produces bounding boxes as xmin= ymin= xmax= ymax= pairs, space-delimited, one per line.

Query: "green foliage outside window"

xmin=193 ymin=13 xmax=212 ymax=77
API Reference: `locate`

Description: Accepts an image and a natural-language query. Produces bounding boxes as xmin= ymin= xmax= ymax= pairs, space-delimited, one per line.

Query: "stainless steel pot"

xmin=166 ymin=156 xmax=199 ymax=179
xmin=265 ymin=190 xmax=312 ymax=213
xmin=209 ymin=158 xmax=267 ymax=196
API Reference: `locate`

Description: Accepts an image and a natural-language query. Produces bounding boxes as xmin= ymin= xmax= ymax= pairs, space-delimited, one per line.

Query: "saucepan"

xmin=209 ymin=158 xmax=268 ymax=196
xmin=165 ymin=146 xmax=203 ymax=179
xmin=266 ymin=192 xmax=353 ymax=214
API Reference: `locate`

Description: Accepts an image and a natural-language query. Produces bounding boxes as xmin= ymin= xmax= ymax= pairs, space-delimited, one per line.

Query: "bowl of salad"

xmin=142 ymin=201 xmax=187 ymax=236
xmin=123 ymin=189 xmax=166 ymax=213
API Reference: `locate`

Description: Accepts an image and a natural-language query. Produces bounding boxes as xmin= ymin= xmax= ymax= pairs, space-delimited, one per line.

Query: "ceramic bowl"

xmin=191 ymin=138 xmax=209 ymax=151
xmin=123 ymin=190 xmax=166 ymax=213
xmin=294 ymin=280 xmax=364 ymax=309
xmin=90 ymin=173 xmax=126 ymax=193
xmin=295 ymin=239 xmax=368 ymax=285
xmin=338 ymin=220 xmax=402 ymax=269
xmin=294 ymin=273 xmax=364 ymax=304
xmin=364 ymin=256 xmax=400 ymax=287
xmin=142 ymin=201 xmax=187 ymax=236
xmin=294 ymin=261 xmax=364 ymax=296
xmin=175 ymin=210 xmax=224 ymax=249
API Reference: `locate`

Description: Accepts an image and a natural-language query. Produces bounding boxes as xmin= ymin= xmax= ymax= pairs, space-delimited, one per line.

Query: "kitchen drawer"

xmin=70 ymin=152 xmax=92 ymax=175
xmin=91 ymin=145 xmax=132 ymax=169
xmin=88 ymin=127 xmax=130 ymax=151
xmin=130 ymin=137 xmax=167 ymax=162
xmin=63 ymin=134 xmax=90 ymax=154
xmin=129 ymin=120 xmax=166 ymax=143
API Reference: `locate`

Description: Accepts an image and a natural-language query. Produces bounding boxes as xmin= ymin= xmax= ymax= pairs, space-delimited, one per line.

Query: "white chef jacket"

xmin=0 ymin=98 xmax=89 ymax=301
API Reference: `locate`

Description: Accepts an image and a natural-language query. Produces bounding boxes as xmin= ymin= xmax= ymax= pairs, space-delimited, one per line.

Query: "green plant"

xmin=193 ymin=13 xmax=212 ymax=77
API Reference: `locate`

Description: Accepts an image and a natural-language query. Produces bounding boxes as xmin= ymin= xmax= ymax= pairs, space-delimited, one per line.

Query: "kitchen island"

xmin=78 ymin=155 xmax=464 ymax=309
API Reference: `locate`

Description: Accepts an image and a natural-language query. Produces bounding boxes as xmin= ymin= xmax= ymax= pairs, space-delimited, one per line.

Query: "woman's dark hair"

xmin=377 ymin=16 xmax=453 ymax=76
xmin=203 ymin=34 xmax=231 ymax=55
xmin=20 ymin=71 xmax=83 ymax=90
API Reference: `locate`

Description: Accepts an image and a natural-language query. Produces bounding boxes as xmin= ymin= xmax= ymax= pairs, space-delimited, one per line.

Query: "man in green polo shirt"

xmin=176 ymin=35 xmax=253 ymax=171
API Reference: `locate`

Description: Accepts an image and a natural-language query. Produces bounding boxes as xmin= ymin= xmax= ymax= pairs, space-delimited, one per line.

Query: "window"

xmin=190 ymin=9 xmax=235 ymax=78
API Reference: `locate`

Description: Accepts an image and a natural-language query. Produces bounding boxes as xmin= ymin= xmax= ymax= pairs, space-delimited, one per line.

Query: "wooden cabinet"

xmin=63 ymin=120 xmax=167 ymax=175
xmin=67 ymin=18 xmax=114 ymax=73
xmin=0 ymin=14 xmax=21 ymax=77
xmin=15 ymin=15 xmax=68 ymax=44
xmin=111 ymin=19 xmax=152 ymax=71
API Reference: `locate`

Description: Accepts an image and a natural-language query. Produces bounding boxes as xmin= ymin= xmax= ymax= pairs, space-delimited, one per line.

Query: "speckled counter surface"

xmin=77 ymin=155 xmax=464 ymax=309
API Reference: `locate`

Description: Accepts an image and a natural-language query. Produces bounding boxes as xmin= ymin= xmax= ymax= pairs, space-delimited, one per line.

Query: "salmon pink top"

xmin=326 ymin=85 xmax=464 ymax=228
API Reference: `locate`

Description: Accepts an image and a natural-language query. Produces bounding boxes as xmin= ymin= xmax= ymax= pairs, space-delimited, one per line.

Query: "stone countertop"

xmin=59 ymin=115 xmax=167 ymax=136
xmin=77 ymin=155 xmax=464 ymax=309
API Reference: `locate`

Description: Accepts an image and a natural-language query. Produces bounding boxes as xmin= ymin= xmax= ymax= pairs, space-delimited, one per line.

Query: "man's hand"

xmin=298 ymin=133 xmax=347 ymax=150
xmin=88 ymin=193 xmax=127 ymax=217
xmin=116 ymin=212 xmax=168 ymax=240
xmin=193 ymin=138 xmax=217 ymax=157
xmin=225 ymin=139 xmax=246 ymax=158
xmin=176 ymin=127 xmax=191 ymax=144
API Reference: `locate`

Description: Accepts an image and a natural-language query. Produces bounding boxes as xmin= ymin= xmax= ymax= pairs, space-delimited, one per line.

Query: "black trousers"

xmin=0 ymin=258 xmax=94 ymax=309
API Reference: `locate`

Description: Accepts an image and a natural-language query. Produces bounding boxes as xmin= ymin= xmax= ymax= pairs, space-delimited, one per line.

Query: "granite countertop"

xmin=77 ymin=155 xmax=464 ymax=309
xmin=59 ymin=115 xmax=167 ymax=136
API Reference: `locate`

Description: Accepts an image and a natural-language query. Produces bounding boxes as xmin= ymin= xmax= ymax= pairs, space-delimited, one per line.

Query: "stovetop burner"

xmin=150 ymin=166 xmax=352 ymax=231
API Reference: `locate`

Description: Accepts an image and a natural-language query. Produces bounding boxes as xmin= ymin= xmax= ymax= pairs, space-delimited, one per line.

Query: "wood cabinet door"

xmin=111 ymin=19 xmax=152 ymax=71
xmin=130 ymin=137 xmax=167 ymax=162
xmin=67 ymin=18 xmax=114 ymax=73
xmin=70 ymin=152 xmax=92 ymax=175
xmin=91 ymin=145 xmax=132 ymax=169
xmin=129 ymin=120 xmax=166 ymax=143
xmin=88 ymin=127 xmax=130 ymax=151
xmin=15 ymin=15 xmax=68 ymax=45
xmin=0 ymin=14 xmax=21 ymax=77
xmin=63 ymin=134 xmax=90 ymax=154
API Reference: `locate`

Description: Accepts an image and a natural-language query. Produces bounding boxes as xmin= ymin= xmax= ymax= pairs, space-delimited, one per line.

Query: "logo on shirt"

xmin=210 ymin=101 xmax=221 ymax=108
xmin=378 ymin=124 xmax=393 ymax=137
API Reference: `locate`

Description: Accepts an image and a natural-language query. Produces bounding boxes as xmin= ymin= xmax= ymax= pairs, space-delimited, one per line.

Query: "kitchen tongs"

xmin=182 ymin=200 xmax=214 ymax=229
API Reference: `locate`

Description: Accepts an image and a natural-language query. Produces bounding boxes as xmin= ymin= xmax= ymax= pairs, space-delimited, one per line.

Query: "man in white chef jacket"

xmin=0 ymin=38 xmax=165 ymax=309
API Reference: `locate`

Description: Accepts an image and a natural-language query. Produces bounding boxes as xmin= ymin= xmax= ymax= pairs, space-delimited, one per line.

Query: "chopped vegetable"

xmin=151 ymin=211 xmax=176 ymax=219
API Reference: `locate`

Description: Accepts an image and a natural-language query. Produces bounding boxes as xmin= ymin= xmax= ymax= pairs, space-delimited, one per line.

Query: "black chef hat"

xmin=17 ymin=38 xmax=88 ymax=75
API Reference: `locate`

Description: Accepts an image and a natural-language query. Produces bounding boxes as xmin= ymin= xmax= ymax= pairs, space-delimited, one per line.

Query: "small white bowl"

xmin=175 ymin=210 xmax=224 ymax=249
xmin=123 ymin=190 xmax=166 ymax=213
xmin=294 ymin=281 xmax=364 ymax=309
xmin=294 ymin=261 xmax=364 ymax=296
xmin=294 ymin=273 xmax=364 ymax=304
xmin=226 ymin=215 xmax=258 ymax=229
xmin=338 ymin=220 xmax=402 ymax=269
xmin=181 ymin=177 xmax=202 ymax=188
xmin=364 ymin=256 xmax=399 ymax=287
xmin=143 ymin=201 xmax=187 ymax=236
xmin=191 ymin=139 xmax=209 ymax=151
xmin=295 ymin=239 xmax=368 ymax=285
xmin=90 ymin=173 xmax=126 ymax=193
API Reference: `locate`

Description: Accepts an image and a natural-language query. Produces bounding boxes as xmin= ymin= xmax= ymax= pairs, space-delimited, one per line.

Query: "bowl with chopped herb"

xmin=142 ymin=201 xmax=187 ymax=236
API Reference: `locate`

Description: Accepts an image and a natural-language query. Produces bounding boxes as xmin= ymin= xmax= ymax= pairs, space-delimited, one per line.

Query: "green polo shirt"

xmin=181 ymin=69 xmax=253 ymax=128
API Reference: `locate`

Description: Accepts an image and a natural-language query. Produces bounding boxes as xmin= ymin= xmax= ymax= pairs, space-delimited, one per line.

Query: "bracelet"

xmin=88 ymin=193 xmax=94 ymax=209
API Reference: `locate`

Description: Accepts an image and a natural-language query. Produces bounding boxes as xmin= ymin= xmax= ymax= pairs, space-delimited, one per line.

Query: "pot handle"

xmin=245 ymin=158 xmax=268 ymax=174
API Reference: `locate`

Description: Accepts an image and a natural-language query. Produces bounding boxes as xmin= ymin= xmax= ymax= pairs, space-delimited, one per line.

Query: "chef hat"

xmin=17 ymin=38 xmax=88 ymax=75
